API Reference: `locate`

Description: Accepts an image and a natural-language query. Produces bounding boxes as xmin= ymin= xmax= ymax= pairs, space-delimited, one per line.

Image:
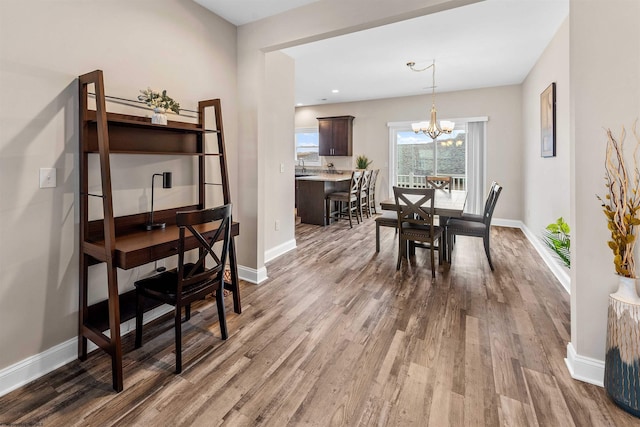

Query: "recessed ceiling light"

xmin=332 ymin=89 xmax=339 ymax=93
xmin=296 ymin=103 xmax=304 ymax=106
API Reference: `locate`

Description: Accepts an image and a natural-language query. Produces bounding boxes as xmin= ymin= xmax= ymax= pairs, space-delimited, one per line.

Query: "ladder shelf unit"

xmin=78 ymin=70 xmax=240 ymax=392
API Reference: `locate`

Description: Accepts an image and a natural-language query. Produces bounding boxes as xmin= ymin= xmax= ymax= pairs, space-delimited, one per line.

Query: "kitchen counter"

xmin=296 ymin=173 xmax=352 ymax=225
xmin=295 ymin=173 xmax=351 ymax=182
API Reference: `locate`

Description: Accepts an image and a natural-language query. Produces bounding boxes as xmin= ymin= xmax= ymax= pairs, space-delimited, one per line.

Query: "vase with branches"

xmin=600 ymin=123 xmax=640 ymax=418
xmin=597 ymin=124 xmax=640 ymax=278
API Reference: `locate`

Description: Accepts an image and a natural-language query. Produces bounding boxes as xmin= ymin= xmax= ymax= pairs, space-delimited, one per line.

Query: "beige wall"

xmin=570 ymin=0 xmax=640 ymax=362
xmin=264 ymin=52 xmax=296 ymax=253
xmin=522 ymin=19 xmax=570 ymax=242
xmin=295 ymin=84 xmax=524 ymax=222
xmin=0 ymin=0 xmax=237 ymax=369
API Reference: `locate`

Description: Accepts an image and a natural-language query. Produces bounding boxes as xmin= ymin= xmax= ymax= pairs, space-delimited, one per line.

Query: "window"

xmin=295 ymin=127 xmax=321 ymax=166
xmin=394 ymin=124 xmax=467 ymax=190
xmin=388 ymin=117 xmax=488 ymax=214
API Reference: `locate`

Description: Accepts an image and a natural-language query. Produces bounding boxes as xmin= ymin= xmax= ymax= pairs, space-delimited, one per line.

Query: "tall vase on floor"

xmin=598 ymin=124 xmax=640 ymax=418
xmin=604 ymin=276 xmax=640 ymax=417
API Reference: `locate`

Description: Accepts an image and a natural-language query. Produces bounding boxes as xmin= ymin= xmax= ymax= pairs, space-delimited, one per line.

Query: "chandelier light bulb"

xmin=407 ymin=59 xmax=455 ymax=140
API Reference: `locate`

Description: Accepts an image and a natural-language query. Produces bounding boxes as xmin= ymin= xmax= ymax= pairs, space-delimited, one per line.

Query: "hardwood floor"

xmin=2 ymin=219 xmax=638 ymax=426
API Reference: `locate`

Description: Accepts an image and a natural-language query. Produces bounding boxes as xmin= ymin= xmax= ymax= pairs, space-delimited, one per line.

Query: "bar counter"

xmin=296 ymin=173 xmax=351 ymax=225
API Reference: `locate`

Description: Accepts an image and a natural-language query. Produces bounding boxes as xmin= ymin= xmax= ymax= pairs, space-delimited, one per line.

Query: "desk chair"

xmin=446 ymin=183 xmax=502 ymax=270
xmin=325 ymin=171 xmax=362 ymax=228
xmin=393 ymin=186 xmax=443 ymax=278
xmin=134 ymin=204 xmax=232 ymax=373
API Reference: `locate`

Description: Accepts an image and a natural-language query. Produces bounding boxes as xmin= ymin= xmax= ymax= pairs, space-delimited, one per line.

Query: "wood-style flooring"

xmin=1 ymin=218 xmax=638 ymax=426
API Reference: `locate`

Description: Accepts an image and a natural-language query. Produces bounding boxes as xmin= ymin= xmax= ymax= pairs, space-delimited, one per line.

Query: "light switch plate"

xmin=280 ymin=163 xmax=285 ymax=173
xmin=40 ymin=168 xmax=56 ymax=188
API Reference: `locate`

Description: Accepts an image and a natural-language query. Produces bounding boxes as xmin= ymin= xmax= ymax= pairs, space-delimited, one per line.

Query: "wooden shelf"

xmin=78 ymin=70 xmax=240 ymax=392
xmin=85 ymin=110 xmax=217 ymax=133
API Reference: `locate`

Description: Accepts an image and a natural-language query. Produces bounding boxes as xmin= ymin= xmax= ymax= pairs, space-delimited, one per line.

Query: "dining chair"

xmin=426 ymin=175 xmax=452 ymax=192
xmin=393 ymin=186 xmax=443 ymax=278
xmin=134 ymin=203 xmax=232 ymax=373
xmin=446 ymin=183 xmax=502 ymax=270
xmin=358 ymin=170 xmax=372 ymax=220
xmin=368 ymin=169 xmax=380 ymax=215
xmin=458 ymin=181 xmax=498 ymax=223
xmin=325 ymin=171 xmax=362 ymax=228
xmin=375 ymin=211 xmax=397 ymax=252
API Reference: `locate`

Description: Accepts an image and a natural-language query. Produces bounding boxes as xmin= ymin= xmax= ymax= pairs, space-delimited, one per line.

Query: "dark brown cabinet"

xmin=318 ymin=115 xmax=354 ymax=156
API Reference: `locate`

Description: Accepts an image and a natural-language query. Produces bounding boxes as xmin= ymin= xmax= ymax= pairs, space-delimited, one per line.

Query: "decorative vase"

xmin=604 ymin=276 xmax=640 ymax=418
xmin=151 ymin=107 xmax=167 ymax=125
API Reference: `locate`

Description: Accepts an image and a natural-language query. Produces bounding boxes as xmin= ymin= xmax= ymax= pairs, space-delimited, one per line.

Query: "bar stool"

xmin=325 ymin=171 xmax=362 ymax=228
xmin=368 ymin=169 xmax=379 ymax=215
xmin=358 ymin=170 xmax=372 ymax=220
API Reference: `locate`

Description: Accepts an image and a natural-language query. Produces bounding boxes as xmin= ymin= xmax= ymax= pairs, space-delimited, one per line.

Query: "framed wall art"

xmin=541 ymin=82 xmax=556 ymax=157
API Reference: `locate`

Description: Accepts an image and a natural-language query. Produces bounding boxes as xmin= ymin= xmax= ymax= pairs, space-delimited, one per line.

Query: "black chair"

xmin=325 ymin=171 xmax=362 ymax=228
xmin=446 ymin=183 xmax=502 ymax=270
xmin=375 ymin=211 xmax=397 ymax=252
xmin=134 ymin=204 xmax=232 ymax=373
xmin=393 ymin=186 xmax=443 ymax=278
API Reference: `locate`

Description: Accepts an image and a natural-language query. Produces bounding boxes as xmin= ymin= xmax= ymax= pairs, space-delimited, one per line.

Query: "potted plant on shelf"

xmin=597 ymin=123 xmax=640 ymax=417
xmin=355 ymin=154 xmax=372 ymax=170
xmin=138 ymin=88 xmax=180 ymax=125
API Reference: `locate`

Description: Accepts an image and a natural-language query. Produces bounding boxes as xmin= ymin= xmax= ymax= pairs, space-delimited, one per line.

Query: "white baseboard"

xmin=492 ymin=217 xmax=522 ymax=228
xmin=238 ymin=264 xmax=268 ymax=284
xmin=565 ymin=342 xmax=605 ymax=387
xmin=519 ymin=222 xmax=571 ymax=294
xmin=264 ymin=239 xmax=297 ymax=264
xmin=0 ymin=304 xmax=173 ymax=398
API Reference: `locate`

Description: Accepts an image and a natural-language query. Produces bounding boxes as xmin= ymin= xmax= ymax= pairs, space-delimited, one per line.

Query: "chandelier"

xmin=406 ymin=60 xmax=455 ymax=140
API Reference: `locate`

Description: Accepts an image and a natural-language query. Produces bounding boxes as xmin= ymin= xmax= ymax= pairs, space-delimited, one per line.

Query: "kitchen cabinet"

xmin=318 ymin=115 xmax=354 ymax=156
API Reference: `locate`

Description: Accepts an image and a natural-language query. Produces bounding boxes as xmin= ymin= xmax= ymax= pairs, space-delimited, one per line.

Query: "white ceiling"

xmin=195 ymin=0 xmax=569 ymax=106
xmin=194 ymin=0 xmax=321 ymax=26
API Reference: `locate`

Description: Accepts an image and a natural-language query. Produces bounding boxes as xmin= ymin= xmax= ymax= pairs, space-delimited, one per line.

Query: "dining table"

xmin=379 ymin=189 xmax=467 ymax=262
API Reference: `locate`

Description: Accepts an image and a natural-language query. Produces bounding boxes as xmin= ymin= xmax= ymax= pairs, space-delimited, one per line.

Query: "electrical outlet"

xmin=39 ymin=168 xmax=56 ymax=188
xmin=275 ymin=220 xmax=280 ymax=231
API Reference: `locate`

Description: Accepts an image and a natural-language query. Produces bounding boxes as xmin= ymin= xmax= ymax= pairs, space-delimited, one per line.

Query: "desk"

xmin=379 ymin=190 xmax=467 ymax=261
xmin=79 ymin=205 xmax=240 ymax=391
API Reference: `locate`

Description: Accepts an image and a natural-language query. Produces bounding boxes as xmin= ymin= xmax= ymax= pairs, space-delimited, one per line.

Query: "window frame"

xmin=294 ymin=127 xmax=322 ymax=167
xmin=387 ymin=117 xmax=487 ymax=197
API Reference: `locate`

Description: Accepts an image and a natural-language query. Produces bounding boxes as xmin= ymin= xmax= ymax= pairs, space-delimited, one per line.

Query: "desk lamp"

xmin=146 ymin=172 xmax=172 ymax=230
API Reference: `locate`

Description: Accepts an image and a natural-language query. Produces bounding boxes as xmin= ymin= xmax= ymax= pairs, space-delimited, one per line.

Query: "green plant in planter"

xmin=355 ymin=155 xmax=372 ymax=170
xmin=137 ymin=88 xmax=180 ymax=114
xmin=542 ymin=217 xmax=571 ymax=268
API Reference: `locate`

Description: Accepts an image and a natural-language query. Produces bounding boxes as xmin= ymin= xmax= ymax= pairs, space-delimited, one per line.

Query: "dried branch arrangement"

xmin=598 ymin=123 xmax=640 ymax=277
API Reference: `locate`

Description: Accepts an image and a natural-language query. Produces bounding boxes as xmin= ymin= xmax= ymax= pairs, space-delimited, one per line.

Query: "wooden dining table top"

xmin=379 ymin=189 xmax=468 ymax=218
